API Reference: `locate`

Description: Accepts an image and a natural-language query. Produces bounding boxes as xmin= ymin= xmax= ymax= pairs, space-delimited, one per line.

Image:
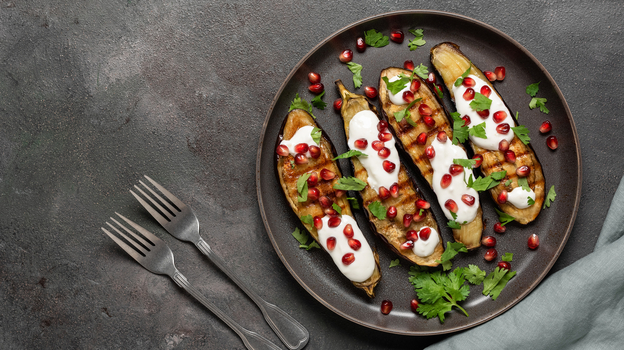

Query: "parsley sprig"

xmin=333 ymin=149 xmax=367 ymax=160
xmin=368 ymin=201 xmax=386 ymax=220
xmin=311 ymin=91 xmax=327 ymax=110
xmin=364 ymin=29 xmax=389 ymax=47
xmin=526 ymin=82 xmax=549 ymax=114
xmin=289 ymin=93 xmax=315 ymax=119
xmin=333 ymin=177 xmax=367 ymax=191
xmin=409 ymin=266 xmax=470 ymax=322
xmin=543 ymin=185 xmax=556 ymax=209
xmin=346 ymin=62 xmax=363 ymax=89
xmin=407 ymin=29 xmax=426 ymax=50
xmin=291 ymin=228 xmax=320 ymax=250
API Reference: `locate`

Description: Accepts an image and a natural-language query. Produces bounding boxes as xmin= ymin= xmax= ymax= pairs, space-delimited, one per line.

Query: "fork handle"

xmin=172 ymin=271 xmax=283 ymax=350
xmin=196 ymin=239 xmax=309 ymax=350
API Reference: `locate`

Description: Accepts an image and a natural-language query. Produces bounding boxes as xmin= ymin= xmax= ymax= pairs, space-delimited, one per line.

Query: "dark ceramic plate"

xmin=256 ymin=10 xmax=581 ymax=335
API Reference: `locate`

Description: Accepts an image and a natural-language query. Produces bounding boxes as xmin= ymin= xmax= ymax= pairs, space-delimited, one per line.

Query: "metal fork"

xmin=102 ymin=213 xmax=282 ymax=350
xmin=130 ymin=175 xmax=309 ymax=350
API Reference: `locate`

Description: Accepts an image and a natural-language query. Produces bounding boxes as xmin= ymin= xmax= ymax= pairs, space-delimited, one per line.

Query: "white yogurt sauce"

xmin=347 ymin=110 xmax=400 ymax=194
xmin=507 ymin=186 xmax=536 ymax=209
xmin=412 ymin=226 xmax=440 ymax=257
xmin=387 ymin=75 xmax=411 ymax=106
xmin=429 ymin=138 xmax=480 ymax=223
xmin=317 ymin=215 xmax=375 ymax=282
xmin=280 ymin=125 xmax=318 ymax=157
xmin=452 ymin=75 xmax=515 ymax=150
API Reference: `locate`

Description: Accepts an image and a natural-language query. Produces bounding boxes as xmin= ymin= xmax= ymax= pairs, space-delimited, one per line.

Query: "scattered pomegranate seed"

xmin=378 ymin=147 xmax=391 ymax=159
xmin=335 ymin=190 xmax=345 ymax=198
xmin=547 ymin=136 xmax=559 ymax=150
xmin=356 ymin=37 xmax=366 ymax=52
xmin=294 ymin=154 xmax=308 ymax=164
xmin=539 ymin=120 xmax=552 ymax=134
xmin=493 ymin=111 xmax=507 ymax=123
xmin=343 ymin=224 xmax=354 ymax=238
xmin=425 ymin=146 xmax=435 ymax=159
xmin=354 ymin=138 xmax=368 ymax=149
xmin=497 ymin=123 xmax=510 ymax=134
xmin=477 ymin=109 xmax=490 ymax=119
xmin=449 ymin=164 xmax=464 ymax=176
xmin=390 ymin=29 xmax=404 ymax=43
xmin=307 ymin=187 xmax=320 ymax=201
xmin=484 ymin=70 xmax=497 ymax=82
xmin=504 ymin=150 xmax=516 ymax=163
xmin=390 ymin=183 xmax=399 ymax=198
xmin=437 ymin=131 xmax=448 ymax=143
xmin=498 ymin=190 xmax=508 ymax=204
xmin=325 ymin=207 xmax=339 ymax=217
xmin=499 ymin=139 xmax=510 ymax=151
xmin=371 ymin=140 xmax=385 ymax=151
xmin=326 ymin=237 xmax=336 ymax=250
xmin=333 ymin=98 xmax=343 ymax=111
xmin=404 ymin=60 xmax=415 ymax=71
xmin=387 ymin=206 xmax=397 ymax=219
xmin=482 ymin=235 xmax=496 ymax=247
xmin=365 ymin=86 xmax=378 ymax=99
xmin=461 ymin=194 xmax=475 ymax=206
xmin=309 ymin=83 xmax=324 ymax=94
xmin=493 ymin=222 xmax=506 ymax=233
xmin=484 ymin=248 xmax=498 ymax=261
xmin=348 ymin=239 xmax=362 ymax=251
xmin=495 ymin=66 xmax=506 ymax=81
xmin=462 ymin=77 xmax=476 ymax=87
xmin=380 ymin=300 xmax=393 ymax=315
xmin=276 ymin=145 xmax=289 ymax=156
xmin=498 ymin=261 xmax=511 ymax=270
xmin=378 ymin=132 xmax=393 ymax=142
xmin=382 ymin=160 xmax=396 ymax=173
xmin=377 ymin=120 xmax=388 ymax=132
xmin=472 ymin=154 xmax=483 ymax=167
xmin=342 ymin=253 xmax=355 ymax=265
xmin=445 ymin=199 xmax=458 ymax=213
xmin=480 ymin=85 xmax=492 ymax=97
xmin=423 ymin=116 xmax=435 ymax=127
xmin=403 ymin=214 xmax=413 ymax=227
xmin=463 ymin=88 xmax=475 ymax=101
xmin=309 ymin=145 xmax=321 ymax=159
xmin=308 ymin=72 xmax=321 ymax=84
xmin=314 ymin=216 xmax=323 ymax=229
xmin=378 ymin=186 xmax=390 ymax=200
xmin=328 ymin=217 xmax=341 ymax=228
xmin=339 ymin=49 xmax=353 ymax=63
xmin=294 ymin=143 xmax=309 ymax=154
xmin=415 ymin=199 xmax=430 ymax=210
xmin=416 ymin=132 xmax=427 ymax=145
xmin=418 ymin=103 xmax=433 ymax=116
xmin=410 ymin=79 xmax=421 ymax=92
xmin=462 ymin=115 xmax=471 ymax=126
xmin=528 ymin=234 xmax=540 ymax=249
xmin=400 ymin=240 xmax=414 ymax=249
xmin=402 ymin=90 xmax=415 ymax=103
xmin=406 ymin=230 xmax=419 ymax=241
xmin=319 ymin=195 xmax=333 ymax=208
xmin=410 ymin=299 xmax=419 ymax=313
xmin=320 ymin=168 xmax=336 ymax=181
xmin=516 ymin=165 xmax=530 ymax=177
xmin=440 ymin=174 xmax=452 ymax=189
xmin=427 ymin=72 xmax=436 ymax=84
xmin=419 ymin=227 xmax=432 ymax=241
xmin=412 ymin=210 xmax=426 ymax=222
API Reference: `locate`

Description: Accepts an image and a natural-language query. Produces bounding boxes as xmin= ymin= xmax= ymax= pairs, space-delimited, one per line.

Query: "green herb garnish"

xmin=496 ymin=208 xmax=515 ymax=225
xmin=289 ymin=93 xmax=315 ymax=119
xmin=311 ymin=91 xmax=327 ymax=110
xmin=368 ymin=201 xmax=386 ymax=220
xmin=511 ymin=125 xmax=531 ymax=145
xmin=543 ymin=185 xmax=557 ymax=209
xmin=469 ymin=92 xmax=492 ymax=111
xmin=364 ymin=29 xmax=389 ymax=47
xmin=333 ymin=177 xmax=367 ymax=191
xmin=333 ymin=149 xmax=367 ymax=160
xmin=310 ymin=127 xmax=322 ymax=145
xmin=346 ymin=62 xmax=363 ymax=89
xmin=407 ymin=29 xmax=426 ymax=50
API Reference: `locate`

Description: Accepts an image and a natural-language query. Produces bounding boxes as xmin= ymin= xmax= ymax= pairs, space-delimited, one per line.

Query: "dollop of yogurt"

xmin=387 ymin=75 xmax=411 ymax=105
xmin=412 ymin=227 xmax=440 ymax=257
xmin=317 ymin=215 xmax=375 ymax=282
xmin=507 ymin=186 xmax=536 ymax=209
xmin=347 ymin=110 xmax=400 ymax=194
xmin=280 ymin=125 xmax=318 ymax=157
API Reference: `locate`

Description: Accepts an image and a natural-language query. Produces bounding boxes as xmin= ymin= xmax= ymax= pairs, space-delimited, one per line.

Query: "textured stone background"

xmin=0 ymin=1 xmax=622 ymax=349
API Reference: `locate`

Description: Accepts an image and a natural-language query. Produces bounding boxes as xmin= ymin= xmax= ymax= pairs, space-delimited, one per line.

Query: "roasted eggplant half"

xmin=334 ymin=80 xmax=444 ymax=266
xmin=430 ymin=42 xmax=545 ymax=224
xmin=378 ymin=67 xmax=484 ymax=249
xmin=276 ymin=108 xmax=381 ymax=297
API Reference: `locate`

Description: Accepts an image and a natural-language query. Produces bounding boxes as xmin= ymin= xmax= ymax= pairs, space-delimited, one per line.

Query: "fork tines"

xmin=101 ymin=213 xmax=158 ymax=260
xmin=130 ymin=175 xmax=185 ymax=226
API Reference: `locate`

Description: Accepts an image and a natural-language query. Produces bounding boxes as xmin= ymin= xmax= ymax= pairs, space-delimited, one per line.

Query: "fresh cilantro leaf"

xmin=452 ymin=113 xmax=469 ymax=145
xmin=482 ymin=267 xmax=508 ymax=296
xmin=543 ymin=185 xmax=557 ymax=209
xmin=450 ymin=211 xmax=458 ymax=221
xmin=518 ymin=177 xmax=531 ymax=192
xmin=291 ymin=228 xmax=308 ymax=245
xmin=310 ymin=127 xmax=322 ymax=145
xmin=469 ymin=122 xmax=487 ymax=139
xmin=489 ymin=270 xmax=516 ymax=300
xmin=496 ymin=208 xmax=515 ymax=225
xmin=346 ymin=62 xmax=363 ymax=89
xmin=410 ymin=266 xmax=470 ymax=322
xmin=407 ymin=28 xmax=426 ymax=50
xmin=364 ymin=29 xmax=389 ymax=47
xmin=469 ymin=93 xmax=492 ymax=111
xmin=463 ymin=264 xmax=486 ymax=285
xmin=393 ymin=98 xmax=420 ymax=122
xmin=333 ymin=177 xmax=367 ymax=191
xmin=290 ymin=159 xmax=295 ymax=169
xmin=347 ymin=197 xmax=360 ymax=209
xmin=300 ymin=215 xmax=313 ymax=226
xmin=405 ymin=115 xmax=417 ymax=127
xmin=529 ymin=97 xmax=549 ymax=114
xmin=382 ymin=76 xmax=409 ymax=95
xmin=454 ymin=65 xmax=472 ymax=87
xmin=368 ymin=201 xmax=386 ymax=220
xmin=311 ymin=91 xmax=327 ymax=110
xmin=297 ymin=173 xmax=310 ymax=202
xmin=511 ymin=125 xmax=531 ymax=145
xmin=453 ymin=158 xmax=477 ymax=169
xmin=491 ymin=171 xmax=507 ymax=181
xmin=289 ymin=93 xmax=316 ymax=119
xmin=501 ymin=253 xmax=513 ymax=262
xmin=528 ymin=196 xmax=535 ymax=206
xmin=435 ymin=242 xmax=468 ymax=271
xmin=526 ymin=82 xmax=540 ymax=97
xmin=504 ymin=179 xmax=512 ymax=186
xmin=413 ymin=63 xmax=429 ymax=79
xmin=332 ymin=203 xmax=342 ymax=215
xmin=434 ymin=84 xmax=443 ymax=99
xmin=333 ymin=149 xmax=367 ymax=160
xmin=447 ymin=220 xmax=461 ymax=229
xmin=389 ymin=259 xmax=401 ymax=268
xmin=466 ymin=171 xmax=506 ymax=192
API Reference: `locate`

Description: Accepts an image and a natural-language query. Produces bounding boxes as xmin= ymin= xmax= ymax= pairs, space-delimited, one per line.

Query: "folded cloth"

xmin=427 ymin=176 xmax=624 ymax=350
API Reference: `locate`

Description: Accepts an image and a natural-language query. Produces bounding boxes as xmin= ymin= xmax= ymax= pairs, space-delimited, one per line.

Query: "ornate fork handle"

xmin=196 ymin=239 xmax=308 ymax=350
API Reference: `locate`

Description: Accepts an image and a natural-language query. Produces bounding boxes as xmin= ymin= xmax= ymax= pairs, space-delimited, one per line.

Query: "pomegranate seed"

xmin=390 ymin=183 xmax=399 ymax=198
xmin=403 ymin=214 xmax=413 ymax=227
xmin=294 ymin=143 xmax=309 ymax=154
xmin=320 ymin=168 xmax=335 ymax=181
xmin=499 ymin=139 xmax=510 ymax=151
xmin=498 ymin=190 xmax=508 ymax=204
xmin=484 ymin=248 xmax=498 ymax=261
xmin=335 ymin=189 xmax=345 ymax=197
xmin=309 ymin=145 xmax=321 ymax=159
xmin=380 ymin=300 xmax=393 ymax=315
xmin=348 ymin=239 xmax=361 ymax=251
xmin=461 ymin=194 xmax=475 ymax=206
xmin=440 ymin=174 xmax=452 ymax=189
xmin=308 ymin=72 xmax=321 ymax=84
xmin=326 ymin=237 xmax=336 ymax=250
xmin=493 ymin=111 xmax=507 ymax=123
xmin=400 ymin=240 xmax=414 ymax=249
xmin=484 ymin=70 xmax=497 ymax=82
xmin=314 ymin=216 xmax=323 ymax=229
xmin=462 ymin=115 xmax=471 ymax=126
xmin=415 ymin=199 xmax=430 ymax=210
xmin=437 ymin=131 xmax=448 ymax=143
xmin=498 ymin=261 xmax=511 ymax=270
xmin=547 ymin=136 xmax=559 ymax=150
xmin=365 ymin=86 xmax=378 ymax=99
xmin=412 ymin=210 xmax=426 ymax=222
xmin=480 ymin=85 xmax=492 ymax=97
xmin=354 ymin=138 xmax=368 ymax=149
xmin=449 ymin=164 xmax=464 ymax=176
xmin=402 ymin=90 xmax=415 ymax=103
xmin=528 ymin=234 xmax=540 ymax=249
xmin=378 ymin=132 xmax=393 ymax=142
xmin=416 ymin=132 xmax=427 ymax=145
xmin=333 ymin=98 xmax=343 ymax=111
xmin=378 ymin=186 xmax=390 ymax=200
xmin=462 ymin=77 xmax=476 ymax=87
xmin=325 ymin=207 xmax=339 ymax=217
xmin=276 ymin=145 xmax=289 ymax=156
xmin=309 ymin=83 xmax=324 ymax=94
xmin=495 ymin=66 xmax=506 ymax=81
xmin=540 ymin=120 xmax=552 ymax=134
xmin=496 ymin=123 xmax=510 ymax=134
xmin=356 ymin=37 xmax=366 ymax=52
xmin=445 ymin=199 xmax=458 ymax=213
xmin=387 ymin=206 xmax=397 ymax=219
xmin=390 ymin=29 xmax=404 ymax=43
xmin=472 ymin=154 xmax=483 ymax=168
xmin=423 ymin=116 xmax=435 ymax=127
xmin=504 ymin=150 xmax=516 ymax=162
xmin=339 ymin=49 xmax=353 ymax=63
xmin=378 ymin=120 xmax=389 ymax=132
xmin=419 ymin=227 xmax=432 ymax=241
xmin=410 ymin=79 xmax=421 ymax=92
xmin=477 ymin=109 xmax=490 ymax=119
xmin=494 ymin=222 xmax=506 ymax=233
xmin=328 ymin=217 xmax=341 ymax=228
xmin=319 ymin=195 xmax=333 ymax=208
xmin=307 ymin=187 xmax=320 ymax=201
xmin=342 ymin=253 xmax=355 ymax=265
xmin=482 ymin=235 xmax=496 ymax=247
xmin=516 ymin=165 xmax=530 ymax=177
xmin=418 ymin=103 xmax=432 ymax=116
xmin=294 ymin=154 xmax=308 ymax=164
xmin=371 ymin=140 xmax=385 ymax=151
xmin=427 ymin=72 xmax=436 ymax=84
xmin=382 ymin=160 xmax=396 ymax=173
xmin=406 ymin=230 xmax=419 ymax=241
xmin=463 ymin=88 xmax=475 ymax=100
xmin=425 ymin=146 xmax=435 ymax=159
xmin=410 ymin=299 xmax=419 ymax=313
xmin=404 ymin=60 xmax=415 ymax=71
xmin=343 ymin=224 xmax=354 ymax=238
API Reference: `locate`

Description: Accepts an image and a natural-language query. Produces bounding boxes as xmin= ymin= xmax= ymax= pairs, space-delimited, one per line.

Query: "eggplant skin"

xmin=276 ymin=108 xmax=381 ymax=297
xmin=335 ymin=79 xmax=444 ymax=266
xmin=378 ymin=67 xmax=484 ymax=249
xmin=430 ymin=42 xmax=545 ymax=224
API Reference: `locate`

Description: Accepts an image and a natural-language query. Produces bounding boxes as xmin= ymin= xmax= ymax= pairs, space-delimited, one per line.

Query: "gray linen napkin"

xmin=427 ymin=176 xmax=624 ymax=350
